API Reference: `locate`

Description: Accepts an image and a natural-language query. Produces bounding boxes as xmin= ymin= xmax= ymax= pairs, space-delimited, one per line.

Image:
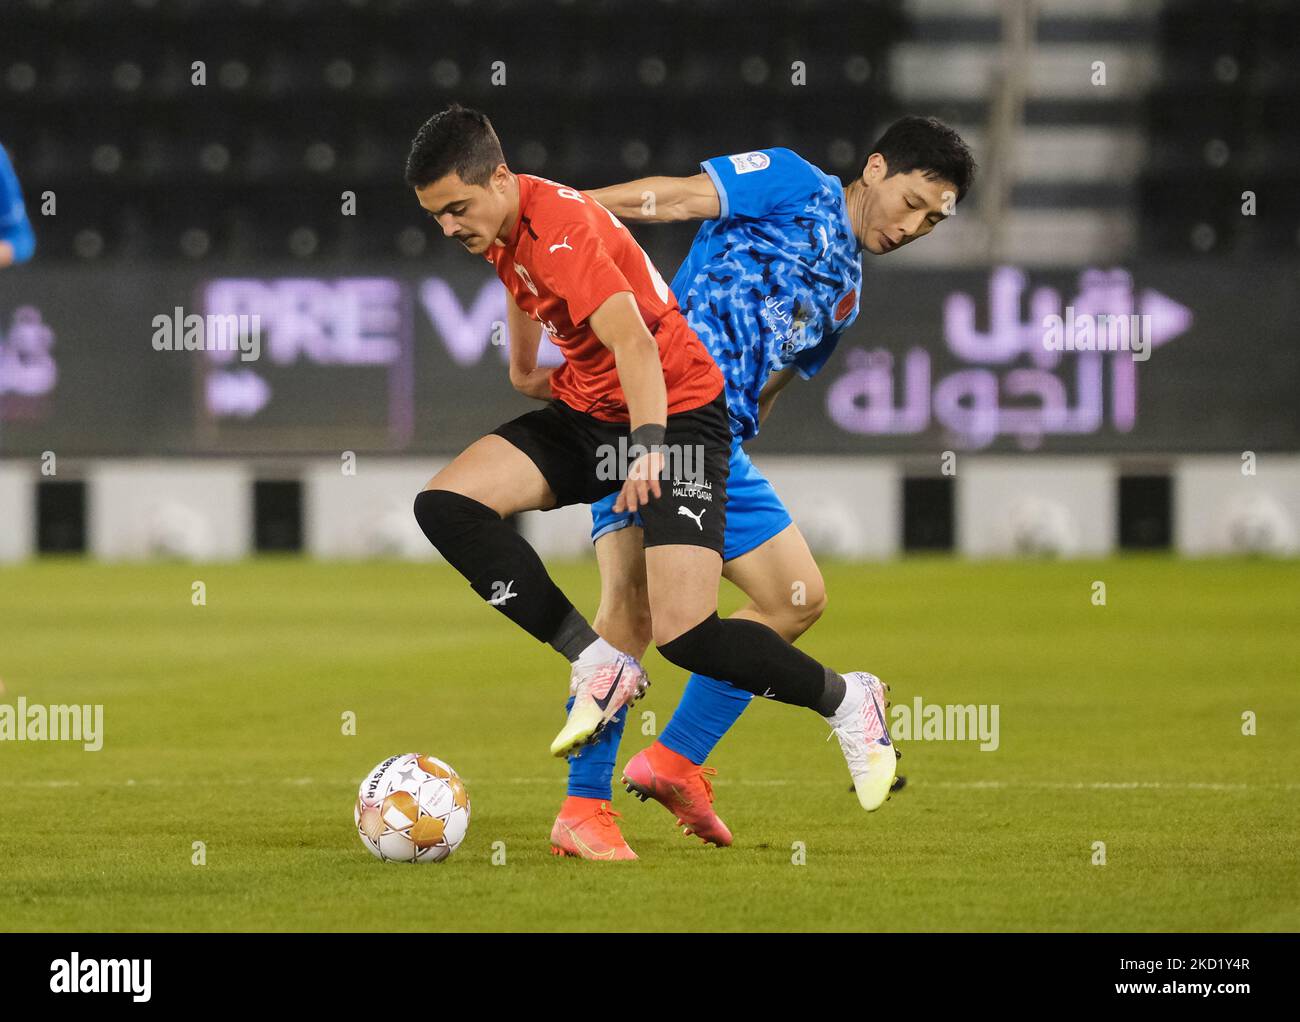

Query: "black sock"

xmin=413 ymin=489 xmax=594 ymax=657
xmin=657 ymin=613 xmax=840 ymax=711
xmin=551 ymin=607 xmax=600 ymax=663
xmin=816 ymin=668 xmax=846 ymax=716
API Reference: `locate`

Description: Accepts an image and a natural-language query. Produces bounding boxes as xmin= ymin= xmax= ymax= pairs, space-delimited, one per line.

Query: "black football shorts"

xmin=492 ymin=392 xmax=730 ymax=553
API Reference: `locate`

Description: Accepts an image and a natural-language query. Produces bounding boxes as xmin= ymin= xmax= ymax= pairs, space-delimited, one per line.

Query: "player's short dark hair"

xmin=862 ymin=116 xmax=976 ymax=202
xmin=404 ymin=103 xmax=506 ymax=189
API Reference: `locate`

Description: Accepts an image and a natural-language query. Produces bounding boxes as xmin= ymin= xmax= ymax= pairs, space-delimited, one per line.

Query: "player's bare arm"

xmin=506 ymin=291 xmax=553 ymax=400
xmin=757 ymin=366 xmax=796 ymax=425
xmin=588 ymin=290 xmax=669 ymax=514
xmin=586 ymin=172 xmax=720 ymax=223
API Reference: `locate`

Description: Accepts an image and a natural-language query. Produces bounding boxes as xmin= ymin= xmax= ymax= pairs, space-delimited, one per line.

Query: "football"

xmin=354 ymin=753 xmax=471 ymax=863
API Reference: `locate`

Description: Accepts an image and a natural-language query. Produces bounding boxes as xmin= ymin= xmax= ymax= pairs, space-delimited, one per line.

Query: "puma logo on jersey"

xmin=677 ymin=506 xmax=705 ymax=530
xmin=548 ymin=236 xmax=573 ymax=253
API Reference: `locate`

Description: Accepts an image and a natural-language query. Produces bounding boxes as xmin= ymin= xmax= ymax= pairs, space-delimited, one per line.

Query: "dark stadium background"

xmin=1 ymin=0 xmax=1297 ymax=555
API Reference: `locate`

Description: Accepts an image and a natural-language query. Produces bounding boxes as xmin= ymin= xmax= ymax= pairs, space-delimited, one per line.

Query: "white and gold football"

xmin=354 ymin=753 xmax=470 ymax=863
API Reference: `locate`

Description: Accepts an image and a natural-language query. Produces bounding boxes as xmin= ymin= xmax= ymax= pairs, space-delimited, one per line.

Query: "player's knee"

xmin=792 ymin=582 xmax=828 ymax=636
xmin=412 ymin=488 xmax=496 ymax=552
xmin=650 ymin=596 xmax=720 ymax=649
xmin=755 ymin=578 xmax=826 ymax=641
xmin=655 ymin=612 xmax=722 ymax=670
xmin=651 ymin=619 xmax=680 ymax=651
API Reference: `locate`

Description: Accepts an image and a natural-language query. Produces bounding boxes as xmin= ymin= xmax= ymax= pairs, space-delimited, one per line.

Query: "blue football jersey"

xmin=0 ymin=144 xmax=36 ymax=263
xmin=670 ymin=147 xmax=863 ymax=441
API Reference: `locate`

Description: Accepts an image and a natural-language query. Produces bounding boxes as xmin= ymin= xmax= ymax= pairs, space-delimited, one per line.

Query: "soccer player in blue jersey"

xmin=0 ymin=144 xmax=37 ymax=269
xmin=513 ymin=117 xmax=975 ymax=857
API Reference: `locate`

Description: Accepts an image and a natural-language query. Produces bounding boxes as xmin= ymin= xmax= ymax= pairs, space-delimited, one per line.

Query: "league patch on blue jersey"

xmin=671 ymin=147 xmax=863 ymax=441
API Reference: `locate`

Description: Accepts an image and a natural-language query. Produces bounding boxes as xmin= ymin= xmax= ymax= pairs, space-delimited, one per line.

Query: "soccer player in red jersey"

xmin=406 ymin=106 xmax=893 ymax=859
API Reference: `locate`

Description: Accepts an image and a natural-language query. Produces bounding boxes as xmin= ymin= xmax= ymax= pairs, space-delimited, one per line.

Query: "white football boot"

xmin=550 ymin=652 xmax=650 ymax=758
xmin=825 ymin=671 xmax=897 ymax=811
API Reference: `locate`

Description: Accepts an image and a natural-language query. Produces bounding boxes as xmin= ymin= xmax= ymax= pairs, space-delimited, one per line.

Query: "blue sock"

xmin=564 ymin=696 xmax=627 ymax=800
xmin=659 ymin=673 xmax=753 ymax=765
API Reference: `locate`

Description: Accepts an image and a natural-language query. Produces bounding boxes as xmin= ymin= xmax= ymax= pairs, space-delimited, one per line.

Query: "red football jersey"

xmin=484 ymin=173 xmax=722 ymax=421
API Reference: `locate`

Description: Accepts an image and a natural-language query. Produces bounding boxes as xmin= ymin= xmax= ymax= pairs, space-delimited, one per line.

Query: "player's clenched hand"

xmin=614 ymin=449 xmax=664 ymax=513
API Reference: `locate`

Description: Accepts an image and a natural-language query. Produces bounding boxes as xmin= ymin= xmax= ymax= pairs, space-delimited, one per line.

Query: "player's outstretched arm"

xmin=586 ymin=172 xmax=720 ymax=224
xmin=505 ymin=290 xmax=553 ymax=400
xmin=588 ymin=291 xmax=668 ymax=513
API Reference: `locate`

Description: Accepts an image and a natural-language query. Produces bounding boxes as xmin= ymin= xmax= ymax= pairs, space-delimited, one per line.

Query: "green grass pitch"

xmin=1 ymin=556 xmax=1296 ymax=932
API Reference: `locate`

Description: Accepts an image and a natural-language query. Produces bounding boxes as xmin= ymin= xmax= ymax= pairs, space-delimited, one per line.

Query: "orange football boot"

xmin=621 ymin=741 xmax=733 ymax=847
xmin=549 ymin=797 xmax=638 ymax=861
